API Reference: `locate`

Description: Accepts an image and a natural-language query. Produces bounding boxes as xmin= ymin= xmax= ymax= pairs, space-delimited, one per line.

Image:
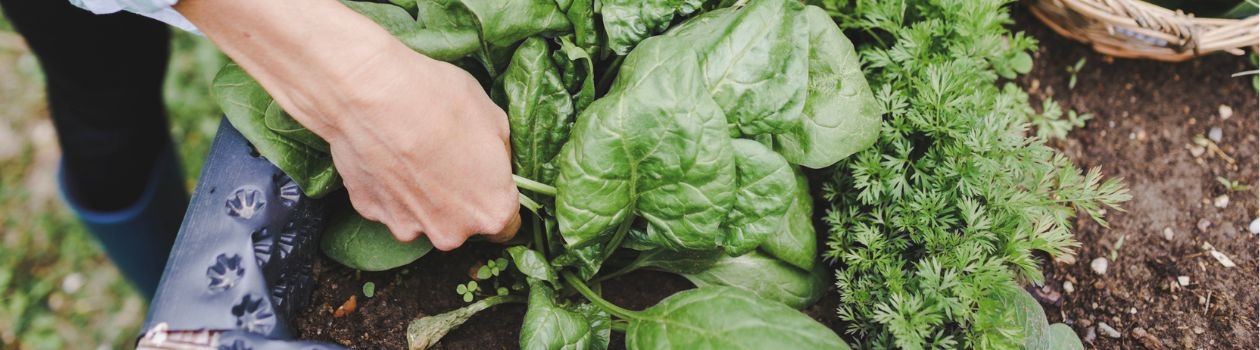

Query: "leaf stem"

xmin=518 ymin=193 xmax=542 ymax=215
xmin=589 ymin=256 xmax=644 ymax=284
xmin=601 ymin=218 xmax=633 ymax=261
xmin=610 ymin=321 xmax=629 ymax=332
xmin=531 ymin=216 xmax=546 ymax=256
xmin=562 ymin=272 xmax=639 ymax=320
xmin=596 ymin=55 xmax=625 ymax=93
xmin=513 ymin=175 xmax=557 ymax=196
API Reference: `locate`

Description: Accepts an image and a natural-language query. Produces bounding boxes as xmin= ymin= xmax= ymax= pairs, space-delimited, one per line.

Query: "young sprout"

xmin=456 ymin=281 xmax=479 ymax=302
xmin=1216 ymin=176 xmax=1251 ymax=192
xmin=1066 ymin=57 xmax=1086 ymax=90
xmin=363 ymin=281 xmax=376 ymax=298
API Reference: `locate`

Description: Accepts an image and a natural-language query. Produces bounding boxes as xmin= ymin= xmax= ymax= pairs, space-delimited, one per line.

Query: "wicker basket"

xmin=1027 ymin=0 xmax=1259 ymax=62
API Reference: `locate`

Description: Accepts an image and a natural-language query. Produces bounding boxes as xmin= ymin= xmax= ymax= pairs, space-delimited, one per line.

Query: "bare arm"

xmin=175 ymin=0 xmax=521 ymax=250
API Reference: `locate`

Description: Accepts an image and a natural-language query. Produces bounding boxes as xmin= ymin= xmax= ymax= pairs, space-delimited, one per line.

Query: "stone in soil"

xmin=1133 ymin=327 xmax=1165 ymax=350
xmin=1208 ymin=127 xmax=1223 ymax=143
xmin=1162 ymin=227 xmax=1174 ymax=241
xmin=1249 ymin=218 xmax=1259 ymax=234
xmin=1098 ymin=322 xmax=1121 ymax=338
xmin=1213 ymin=195 xmax=1229 ymax=208
xmin=1091 ymin=257 xmax=1108 ymax=275
xmin=1219 ymin=104 xmax=1233 ymax=119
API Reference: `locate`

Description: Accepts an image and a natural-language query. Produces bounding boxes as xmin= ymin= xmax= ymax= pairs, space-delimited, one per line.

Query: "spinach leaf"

xmin=320 ymin=207 xmax=433 ymax=271
xmin=1002 ymin=285 xmax=1085 ymax=350
xmin=560 ymin=0 xmax=599 ymax=54
xmin=508 ymin=246 xmax=557 ymax=282
xmin=721 ymin=139 xmax=796 ymax=255
xmin=554 ymin=37 xmax=596 ymax=111
xmin=213 ymin=64 xmax=341 ymax=197
xmin=386 ymin=0 xmax=418 ymax=16
xmin=773 ymin=6 xmax=880 ymax=169
xmin=552 ymin=240 xmax=605 ymax=280
xmin=505 ymin=37 xmax=575 ymax=186
xmin=632 ymin=248 xmax=724 ymax=275
xmin=601 ymin=0 xmax=705 ymax=55
xmin=759 ymin=168 xmax=816 ymax=270
xmin=679 ymin=251 xmax=825 ymax=309
xmin=672 ymin=0 xmax=810 ymax=136
xmin=555 ymin=53 xmax=735 ymax=251
xmin=520 ymin=280 xmax=611 ymax=350
xmin=460 ymin=0 xmax=571 ymax=47
xmin=343 ymin=0 xmax=481 ymax=61
xmin=625 ymin=286 xmax=849 ymax=349
xmin=262 ymin=100 xmax=329 ymax=153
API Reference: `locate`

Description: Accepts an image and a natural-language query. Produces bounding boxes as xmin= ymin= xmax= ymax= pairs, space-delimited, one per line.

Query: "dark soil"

xmin=296 ymin=8 xmax=1258 ymax=350
xmin=1012 ymin=8 xmax=1259 ymax=350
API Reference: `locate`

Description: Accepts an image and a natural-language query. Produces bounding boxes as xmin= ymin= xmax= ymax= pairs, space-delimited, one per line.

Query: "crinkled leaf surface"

xmin=773 ymin=6 xmax=880 ymax=168
xmin=721 ymin=139 xmax=796 ymax=255
xmin=635 ymin=248 xmax=724 ymax=275
xmin=505 ymin=37 xmax=574 ymax=186
xmin=670 ymin=0 xmax=809 ymax=136
xmin=554 ymin=37 xmax=596 ymax=111
xmin=213 ymin=64 xmax=341 ymax=197
xmin=508 ymin=246 xmax=557 ymax=282
xmin=555 ymin=51 xmax=735 ymax=251
xmin=601 ymin=0 xmax=704 ymax=54
xmin=626 ymin=286 xmax=849 ymax=349
xmin=459 ymin=0 xmax=570 ymax=47
xmin=520 ymin=281 xmax=610 ymax=350
xmin=320 ymin=207 xmax=433 ymax=271
xmin=759 ymin=169 xmax=816 ymax=270
xmin=679 ymin=251 xmax=825 ymax=309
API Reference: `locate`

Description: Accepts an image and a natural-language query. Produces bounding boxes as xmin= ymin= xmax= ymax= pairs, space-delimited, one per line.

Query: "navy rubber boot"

xmin=58 ymin=145 xmax=188 ymax=300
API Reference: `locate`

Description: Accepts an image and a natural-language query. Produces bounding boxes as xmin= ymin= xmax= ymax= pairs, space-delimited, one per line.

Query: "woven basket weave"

xmin=1027 ymin=0 xmax=1259 ymax=62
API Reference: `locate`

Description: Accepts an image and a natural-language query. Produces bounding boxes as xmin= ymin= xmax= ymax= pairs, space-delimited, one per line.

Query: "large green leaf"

xmin=670 ymin=0 xmax=810 ymax=136
xmin=555 ymin=52 xmax=736 ymax=251
xmin=759 ymin=168 xmax=816 ymax=270
xmin=508 ymin=246 xmax=557 ymax=282
xmin=626 ymin=286 xmax=849 ymax=349
xmin=773 ymin=6 xmax=880 ymax=169
xmin=505 ymin=37 xmax=575 ymax=186
xmin=650 ymin=251 xmax=826 ymax=308
xmin=212 ymin=64 xmax=341 ymax=197
xmin=460 ymin=0 xmax=571 ymax=47
xmin=601 ymin=0 xmax=705 ymax=54
xmin=520 ymin=281 xmax=611 ymax=350
xmin=320 ymin=207 xmax=433 ymax=271
xmin=720 ymin=140 xmax=797 ymax=255
xmin=554 ymin=37 xmax=596 ymax=111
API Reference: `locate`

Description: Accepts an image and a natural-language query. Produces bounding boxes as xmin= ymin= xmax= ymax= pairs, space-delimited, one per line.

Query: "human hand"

xmin=175 ymin=0 xmax=521 ymax=250
xmin=319 ymin=48 xmax=522 ymax=250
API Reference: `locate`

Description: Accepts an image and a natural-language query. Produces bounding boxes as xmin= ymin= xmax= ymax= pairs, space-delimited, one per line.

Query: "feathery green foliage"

xmin=812 ymin=0 xmax=1130 ymax=348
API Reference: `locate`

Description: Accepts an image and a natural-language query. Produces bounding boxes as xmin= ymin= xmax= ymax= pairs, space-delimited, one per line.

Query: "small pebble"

xmin=1193 ymin=326 xmax=1205 ymax=335
xmin=1177 ymin=276 xmax=1190 ymax=286
xmin=1213 ymin=195 xmax=1230 ymax=208
xmin=1249 ymin=218 xmax=1259 ymax=234
xmin=1091 ymin=257 xmax=1109 ymax=275
xmin=1085 ymin=326 xmax=1097 ymax=343
xmin=61 ymin=273 xmax=84 ymax=294
xmin=1208 ymin=127 xmax=1223 ymax=143
xmin=1197 ymin=218 xmax=1212 ymax=232
xmin=1098 ymin=322 xmax=1122 ymax=338
xmin=1162 ymin=227 xmax=1174 ymax=241
xmin=1063 ymin=281 xmax=1075 ymax=293
xmin=1219 ymin=105 xmax=1233 ymax=120
xmin=1129 ymin=307 xmax=1137 ymax=314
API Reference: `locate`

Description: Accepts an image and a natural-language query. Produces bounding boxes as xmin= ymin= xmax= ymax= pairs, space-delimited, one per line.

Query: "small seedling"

xmin=362 ymin=282 xmax=376 ymax=298
xmin=1066 ymin=57 xmax=1086 ymax=89
xmin=476 ymin=258 xmax=510 ymax=280
xmin=1109 ymin=235 xmax=1126 ymax=261
xmin=1216 ymin=177 xmax=1251 ymax=192
xmin=456 ymin=281 xmax=480 ymax=303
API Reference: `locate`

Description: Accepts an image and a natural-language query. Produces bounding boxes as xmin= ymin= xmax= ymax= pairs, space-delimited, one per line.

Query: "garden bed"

xmin=1012 ymin=9 xmax=1259 ymax=350
xmin=290 ymin=8 xmax=1257 ymax=350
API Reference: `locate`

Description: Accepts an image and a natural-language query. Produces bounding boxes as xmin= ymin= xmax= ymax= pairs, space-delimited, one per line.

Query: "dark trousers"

xmin=1 ymin=0 xmax=172 ymax=211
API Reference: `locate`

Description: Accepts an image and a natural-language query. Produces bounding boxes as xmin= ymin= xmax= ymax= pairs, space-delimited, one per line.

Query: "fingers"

xmin=486 ymin=211 xmax=521 ymax=243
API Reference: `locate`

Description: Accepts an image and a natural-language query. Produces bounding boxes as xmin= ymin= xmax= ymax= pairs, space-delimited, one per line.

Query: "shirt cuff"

xmin=69 ymin=0 xmax=200 ymax=34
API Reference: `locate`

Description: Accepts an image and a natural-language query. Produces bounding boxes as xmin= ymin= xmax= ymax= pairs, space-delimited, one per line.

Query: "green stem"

xmin=562 ymin=272 xmax=639 ymax=320
xmin=589 ymin=257 xmax=644 ymax=284
xmin=610 ymin=321 xmax=629 ymax=332
xmin=513 ymin=175 xmax=557 ymax=196
xmin=596 ymin=55 xmax=625 ymax=92
xmin=601 ymin=218 xmax=632 ymax=261
xmin=532 ymin=216 xmax=546 ymax=256
xmin=518 ymin=193 xmax=542 ymax=215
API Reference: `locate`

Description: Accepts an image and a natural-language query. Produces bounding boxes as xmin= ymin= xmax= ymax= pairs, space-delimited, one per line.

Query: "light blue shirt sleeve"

xmin=69 ymin=0 xmax=199 ymax=33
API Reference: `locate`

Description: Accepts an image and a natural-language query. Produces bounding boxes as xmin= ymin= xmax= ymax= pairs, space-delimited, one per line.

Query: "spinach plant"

xmin=213 ymin=0 xmax=880 ymax=348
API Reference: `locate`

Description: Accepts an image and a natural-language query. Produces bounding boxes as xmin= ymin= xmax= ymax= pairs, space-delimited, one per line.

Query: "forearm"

xmin=174 ymin=0 xmax=417 ymax=138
